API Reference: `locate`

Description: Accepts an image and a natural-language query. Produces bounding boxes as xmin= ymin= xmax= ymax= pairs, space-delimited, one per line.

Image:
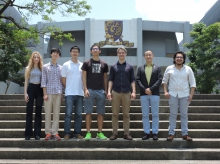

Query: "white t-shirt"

xmin=61 ymin=60 xmax=84 ymax=96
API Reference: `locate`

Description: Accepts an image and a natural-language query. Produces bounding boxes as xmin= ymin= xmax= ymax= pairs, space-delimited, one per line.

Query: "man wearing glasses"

xmin=162 ymin=51 xmax=196 ymax=141
xmin=81 ymin=44 xmax=109 ymax=140
xmin=61 ymin=46 xmax=84 ymax=140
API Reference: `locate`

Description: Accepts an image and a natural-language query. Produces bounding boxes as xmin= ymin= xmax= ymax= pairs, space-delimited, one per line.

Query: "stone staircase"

xmin=0 ymin=94 xmax=220 ymax=160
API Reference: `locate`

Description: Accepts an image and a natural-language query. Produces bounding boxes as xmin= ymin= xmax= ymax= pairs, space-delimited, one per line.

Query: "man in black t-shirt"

xmin=81 ymin=44 xmax=109 ymax=140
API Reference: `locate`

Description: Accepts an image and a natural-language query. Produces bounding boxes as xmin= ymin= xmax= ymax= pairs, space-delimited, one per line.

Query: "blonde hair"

xmin=117 ymin=47 xmax=127 ymax=53
xmin=25 ymin=51 xmax=43 ymax=79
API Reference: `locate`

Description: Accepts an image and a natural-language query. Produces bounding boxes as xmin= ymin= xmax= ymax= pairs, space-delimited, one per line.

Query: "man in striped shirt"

xmin=41 ymin=48 xmax=63 ymax=141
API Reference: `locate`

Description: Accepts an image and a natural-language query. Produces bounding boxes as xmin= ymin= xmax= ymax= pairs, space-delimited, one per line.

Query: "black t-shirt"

xmin=81 ymin=58 xmax=109 ymax=90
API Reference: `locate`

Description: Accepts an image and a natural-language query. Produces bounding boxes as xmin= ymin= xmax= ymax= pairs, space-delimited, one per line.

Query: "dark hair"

xmin=90 ymin=44 xmax=101 ymax=51
xmin=70 ymin=46 xmax=80 ymax=53
xmin=50 ymin=48 xmax=61 ymax=56
xmin=173 ymin=51 xmax=186 ymax=64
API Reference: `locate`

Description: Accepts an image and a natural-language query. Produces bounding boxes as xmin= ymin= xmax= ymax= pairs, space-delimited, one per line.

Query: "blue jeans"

xmin=140 ymin=95 xmax=160 ymax=134
xmin=64 ymin=95 xmax=83 ymax=136
xmin=168 ymin=95 xmax=189 ymax=136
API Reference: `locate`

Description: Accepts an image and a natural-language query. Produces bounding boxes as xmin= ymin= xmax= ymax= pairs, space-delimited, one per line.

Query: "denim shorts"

xmin=84 ymin=89 xmax=105 ymax=114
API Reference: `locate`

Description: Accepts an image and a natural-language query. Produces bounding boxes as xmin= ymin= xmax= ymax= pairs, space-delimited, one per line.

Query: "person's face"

xmin=174 ymin=53 xmax=184 ymax=65
xmin=91 ymin=46 xmax=101 ymax=56
xmin=70 ymin=48 xmax=79 ymax=58
xmin=144 ymin=51 xmax=153 ymax=63
xmin=117 ymin=49 xmax=127 ymax=60
xmin=51 ymin=51 xmax=60 ymax=60
xmin=33 ymin=53 xmax=40 ymax=64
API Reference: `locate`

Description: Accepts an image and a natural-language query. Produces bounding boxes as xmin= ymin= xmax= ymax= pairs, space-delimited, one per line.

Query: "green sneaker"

xmin=84 ymin=132 xmax=92 ymax=140
xmin=96 ymin=132 xmax=107 ymax=140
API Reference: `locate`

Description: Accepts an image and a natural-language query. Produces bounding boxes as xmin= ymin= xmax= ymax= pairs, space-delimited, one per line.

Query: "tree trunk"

xmin=5 ymin=80 xmax=10 ymax=94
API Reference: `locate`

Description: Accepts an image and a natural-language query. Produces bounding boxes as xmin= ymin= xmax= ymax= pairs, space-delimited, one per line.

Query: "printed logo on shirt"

xmin=92 ymin=63 xmax=101 ymax=73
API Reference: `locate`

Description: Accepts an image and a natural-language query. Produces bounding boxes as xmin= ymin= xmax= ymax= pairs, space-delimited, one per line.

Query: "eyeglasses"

xmin=71 ymin=51 xmax=79 ymax=53
xmin=175 ymin=57 xmax=183 ymax=59
xmin=92 ymin=48 xmax=99 ymax=51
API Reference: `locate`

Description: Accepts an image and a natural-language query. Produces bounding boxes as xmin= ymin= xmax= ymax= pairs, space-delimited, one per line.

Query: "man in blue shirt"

xmin=107 ymin=47 xmax=136 ymax=140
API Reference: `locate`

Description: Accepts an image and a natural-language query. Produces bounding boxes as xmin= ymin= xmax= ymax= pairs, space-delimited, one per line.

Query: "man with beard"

xmin=162 ymin=51 xmax=196 ymax=141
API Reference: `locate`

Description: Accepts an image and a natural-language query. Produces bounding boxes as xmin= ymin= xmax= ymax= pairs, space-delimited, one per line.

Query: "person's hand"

xmin=131 ymin=92 xmax=136 ymax=100
xmin=43 ymin=94 xmax=48 ymax=101
xmin=164 ymin=92 xmax=170 ymax=99
xmin=107 ymin=92 xmax=112 ymax=100
xmin=61 ymin=94 xmax=64 ymax=101
xmin=145 ymin=88 xmax=152 ymax=95
xmin=84 ymin=89 xmax=90 ymax=98
xmin=188 ymin=94 xmax=193 ymax=103
xmin=24 ymin=93 xmax=29 ymax=102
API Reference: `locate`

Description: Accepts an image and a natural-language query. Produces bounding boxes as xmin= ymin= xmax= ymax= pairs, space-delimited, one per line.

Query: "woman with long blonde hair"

xmin=24 ymin=51 xmax=43 ymax=140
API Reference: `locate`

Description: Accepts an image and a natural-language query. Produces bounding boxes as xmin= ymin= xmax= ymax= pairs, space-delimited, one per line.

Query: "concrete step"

xmin=1 ymin=160 xmax=218 ymax=164
xmin=0 ymin=120 xmax=219 ymax=129
xmin=0 ymin=129 xmax=219 ymax=138
xmin=0 ymin=138 xmax=220 ymax=148
xmin=1 ymin=106 xmax=220 ymax=113
xmin=0 ymin=113 xmax=219 ymax=121
xmin=0 ymin=147 xmax=220 ymax=160
xmin=1 ymin=100 xmax=220 ymax=106
xmin=1 ymin=94 xmax=220 ymax=100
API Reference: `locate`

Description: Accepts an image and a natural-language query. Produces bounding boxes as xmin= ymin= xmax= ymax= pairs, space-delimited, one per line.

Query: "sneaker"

xmin=64 ymin=134 xmax=70 ymax=140
xmin=84 ymin=132 xmax=92 ymax=140
xmin=45 ymin=134 xmax=52 ymax=140
xmin=96 ymin=132 xmax=107 ymax=140
xmin=74 ymin=134 xmax=83 ymax=139
xmin=53 ymin=134 xmax=61 ymax=141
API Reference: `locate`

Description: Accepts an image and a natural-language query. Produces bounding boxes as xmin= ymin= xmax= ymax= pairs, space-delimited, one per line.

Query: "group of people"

xmin=24 ymin=44 xmax=196 ymax=142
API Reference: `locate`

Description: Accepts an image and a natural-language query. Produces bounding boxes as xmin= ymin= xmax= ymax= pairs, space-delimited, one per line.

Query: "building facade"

xmin=40 ymin=18 xmax=191 ymax=72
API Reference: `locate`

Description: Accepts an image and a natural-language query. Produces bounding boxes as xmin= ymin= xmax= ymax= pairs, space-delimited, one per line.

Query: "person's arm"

xmin=61 ymin=77 xmax=66 ymax=88
xmin=107 ymin=81 xmax=113 ymax=100
xmin=41 ymin=65 xmax=48 ymax=101
xmin=149 ymin=67 xmax=162 ymax=92
xmin=136 ymin=67 xmax=146 ymax=92
xmin=24 ymin=68 xmax=29 ymax=102
xmin=42 ymin=87 xmax=48 ymax=100
xmin=188 ymin=87 xmax=195 ymax=102
xmin=82 ymin=70 xmax=89 ymax=97
xmin=163 ymin=83 xmax=170 ymax=99
xmin=130 ymin=66 xmax=136 ymax=100
xmin=162 ymin=67 xmax=170 ymax=99
xmin=131 ymin=82 xmax=136 ymax=100
xmin=103 ymin=72 xmax=108 ymax=94
xmin=188 ymin=67 xmax=196 ymax=102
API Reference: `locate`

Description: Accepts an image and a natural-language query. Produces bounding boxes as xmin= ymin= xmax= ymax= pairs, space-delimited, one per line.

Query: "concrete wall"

xmin=47 ymin=31 xmax=86 ymax=58
xmin=0 ymin=82 xmax=20 ymax=94
xmin=142 ymin=31 xmax=179 ymax=57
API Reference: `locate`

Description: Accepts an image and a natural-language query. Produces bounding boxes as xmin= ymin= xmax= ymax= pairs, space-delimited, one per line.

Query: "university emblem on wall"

xmin=94 ymin=20 xmax=134 ymax=47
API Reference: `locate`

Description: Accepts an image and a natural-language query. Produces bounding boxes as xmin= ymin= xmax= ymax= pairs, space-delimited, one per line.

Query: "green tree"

xmin=0 ymin=20 xmax=32 ymax=93
xmin=184 ymin=22 xmax=220 ymax=93
xmin=0 ymin=0 xmax=91 ymax=43
xmin=0 ymin=0 xmax=91 ymax=92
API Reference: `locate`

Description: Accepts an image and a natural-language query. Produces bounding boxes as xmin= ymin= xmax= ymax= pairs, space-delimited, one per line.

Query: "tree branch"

xmin=0 ymin=16 xmax=28 ymax=30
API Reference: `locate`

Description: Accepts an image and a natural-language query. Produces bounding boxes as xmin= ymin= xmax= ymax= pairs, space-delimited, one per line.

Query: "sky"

xmin=23 ymin=0 xmax=218 ymax=42
xmin=25 ymin=0 xmax=218 ymax=24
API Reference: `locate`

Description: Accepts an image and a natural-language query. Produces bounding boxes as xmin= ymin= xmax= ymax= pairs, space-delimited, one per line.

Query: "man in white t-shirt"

xmin=61 ymin=46 xmax=84 ymax=139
